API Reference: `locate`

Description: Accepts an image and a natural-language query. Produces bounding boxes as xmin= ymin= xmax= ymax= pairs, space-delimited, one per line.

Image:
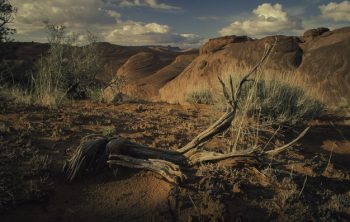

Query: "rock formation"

xmin=159 ymin=27 xmax=350 ymax=105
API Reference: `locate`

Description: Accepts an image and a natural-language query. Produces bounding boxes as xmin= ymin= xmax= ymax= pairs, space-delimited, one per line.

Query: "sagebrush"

xmin=216 ymin=63 xmax=325 ymax=152
xmin=31 ymin=24 xmax=103 ymax=107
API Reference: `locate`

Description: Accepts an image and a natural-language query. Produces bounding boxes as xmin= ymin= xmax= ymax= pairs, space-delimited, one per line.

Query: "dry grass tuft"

xmin=0 ymin=86 xmax=32 ymax=106
xmin=215 ymin=63 xmax=325 ymax=153
xmin=186 ymin=88 xmax=214 ymax=105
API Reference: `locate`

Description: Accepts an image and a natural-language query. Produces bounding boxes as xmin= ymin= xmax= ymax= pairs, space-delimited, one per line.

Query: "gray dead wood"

xmin=63 ymin=136 xmax=108 ymax=182
xmin=108 ymin=154 xmax=185 ymax=183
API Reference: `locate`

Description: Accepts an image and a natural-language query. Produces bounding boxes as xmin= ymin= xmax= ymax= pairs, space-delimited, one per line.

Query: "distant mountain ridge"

xmin=0 ymin=41 xmax=197 ymax=87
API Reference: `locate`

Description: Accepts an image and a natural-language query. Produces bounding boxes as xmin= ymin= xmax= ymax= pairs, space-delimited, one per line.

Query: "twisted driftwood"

xmin=64 ymin=43 xmax=310 ymax=183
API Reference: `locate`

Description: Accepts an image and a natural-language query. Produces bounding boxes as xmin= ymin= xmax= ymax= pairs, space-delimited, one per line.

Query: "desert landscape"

xmin=1 ymin=0 xmax=350 ymax=221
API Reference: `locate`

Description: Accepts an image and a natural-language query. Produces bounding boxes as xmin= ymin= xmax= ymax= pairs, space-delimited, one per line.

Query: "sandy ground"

xmin=0 ymin=100 xmax=349 ymax=221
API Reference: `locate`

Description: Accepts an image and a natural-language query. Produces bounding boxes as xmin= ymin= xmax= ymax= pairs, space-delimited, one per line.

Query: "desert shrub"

xmin=239 ymin=80 xmax=324 ymax=124
xmin=186 ymin=89 xmax=214 ymax=105
xmin=216 ymin=65 xmax=325 ymax=152
xmin=217 ymin=64 xmax=325 ymax=125
xmin=86 ymin=88 xmax=103 ymax=102
xmin=227 ymin=79 xmax=324 ymax=151
xmin=31 ymin=24 xmax=103 ymax=107
xmin=0 ymin=85 xmax=32 ymax=105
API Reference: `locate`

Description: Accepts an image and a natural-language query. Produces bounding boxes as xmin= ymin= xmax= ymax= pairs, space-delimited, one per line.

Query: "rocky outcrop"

xmin=117 ymin=52 xmax=174 ymax=81
xmin=298 ymin=27 xmax=350 ymax=102
xmin=160 ymin=35 xmax=303 ymax=103
xmin=94 ymin=43 xmax=173 ymax=83
xmin=302 ymin=27 xmax=330 ymax=42
xmin=199 ymin=35 xmax=252 ymax=55
xmin=103 ymin=51 xmax=197 ymax=102
xmin=99 ymin=44 xmax=199 ymax=102
xmin=160 ymin=27 xmax=350 ymax=105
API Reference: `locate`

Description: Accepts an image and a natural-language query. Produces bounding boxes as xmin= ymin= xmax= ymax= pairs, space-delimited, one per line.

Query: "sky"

xmin=10 ymin=0 xmax=350 ymax=47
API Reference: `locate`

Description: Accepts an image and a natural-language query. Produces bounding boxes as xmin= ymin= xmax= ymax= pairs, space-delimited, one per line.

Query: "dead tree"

xmin=63 ymin=43 xmax=310 ymax=184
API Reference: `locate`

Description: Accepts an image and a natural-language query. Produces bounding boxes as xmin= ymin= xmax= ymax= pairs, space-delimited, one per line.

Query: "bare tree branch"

xmin=177 ymin=43 xmax=275 ymax=155
xmin=264 ymin=126 xmax=310 ymax=155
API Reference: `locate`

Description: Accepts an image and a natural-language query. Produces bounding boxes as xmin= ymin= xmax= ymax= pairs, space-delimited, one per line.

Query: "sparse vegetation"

xmin=218 ymin=65 xmax=325 ymax=125
xmin=0 ymin=24 xmax=106 ymax=108
xmin=31 ymin=24 xmax=103 ymax=107
xmin=236 ymin=79 xmax=324 ymax=124
xmin=186 ymin=88 xmax=214 ymax=104
xmin=0 ymin=85 xmax=32 ymax=105
xmin=215 ymin=64 xmax=325 ymax=152
xmin=87 ymin=88 xmax=103 ymax=102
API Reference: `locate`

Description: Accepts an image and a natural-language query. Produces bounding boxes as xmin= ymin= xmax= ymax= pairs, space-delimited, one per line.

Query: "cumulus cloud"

xmin=98 ymin=19 xmax=202 ymax=46
xmin=115 ymin=0 xmax=181 ymax=10
xmin=105 ymin=21 xmax=202 ymax=46
xmin=12 ymin=0 xmax=114 ymax=34
xmin=319 ymin=1 xmax=350 ymax=22
xmin=11 ymin=0 xmax=199 ymax=46
xmin=219 ymin=3 xmax=303 ymax=37
xmin=108 ymin=21 xmax=170 ymax=35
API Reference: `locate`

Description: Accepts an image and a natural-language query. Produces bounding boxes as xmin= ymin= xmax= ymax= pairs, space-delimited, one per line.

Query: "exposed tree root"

xmin=63 ymin=136 xmax=108 ymax=182
xmin=108 ymin=155 xmax=185 ymax=184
